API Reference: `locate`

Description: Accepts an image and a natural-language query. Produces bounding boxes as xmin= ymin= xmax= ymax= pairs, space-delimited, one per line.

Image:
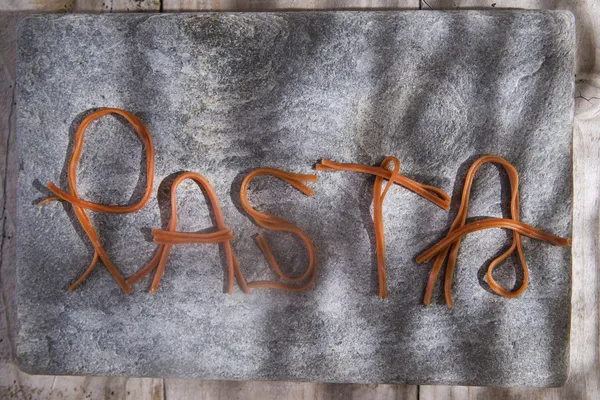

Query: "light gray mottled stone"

xmin=16 ymin=11 xmax=574 ymax=386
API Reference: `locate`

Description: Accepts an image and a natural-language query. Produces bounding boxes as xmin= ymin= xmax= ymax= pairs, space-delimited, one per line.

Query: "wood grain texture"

xmin=0 ymin=1 xmax=160 ymax=12
xmin=165 ymin=380 xmax=417 ymax=399
xmin=1 ymin=0 xmax=598 ymax=399
xmin=162 ymin=0 xmax=418 ymax=11
xmin=112 ymin=0 xmax=160 ymax=11
xmin=0 ymin=0 xmax=416 ymax=12
xmin=0 ymin=0 xmax=70 ymax=11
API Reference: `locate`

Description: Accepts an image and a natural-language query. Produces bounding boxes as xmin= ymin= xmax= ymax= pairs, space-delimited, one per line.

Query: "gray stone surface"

xmin=16 ymin=11 xmax=574 ymax=386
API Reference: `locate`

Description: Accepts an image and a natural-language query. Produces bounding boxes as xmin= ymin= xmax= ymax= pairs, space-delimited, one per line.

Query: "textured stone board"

xmin=16 ymin=11 xmax=574 ymax=386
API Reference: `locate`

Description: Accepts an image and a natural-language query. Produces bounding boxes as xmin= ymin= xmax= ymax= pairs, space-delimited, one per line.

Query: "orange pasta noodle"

xmin=240 ymin=168 xmax=318 ymax=292
xmin=316 ymin=159 xmax=450 ymax=210
xmin=127 ymin=172 xmax=250 ymax=294
xmin=39 ymin=108 xmax=155 ymax=294
xmin=416 ymin=155 xmax=571 ymax=307
xmin=316 ymin=157 xmax=450 ymax=298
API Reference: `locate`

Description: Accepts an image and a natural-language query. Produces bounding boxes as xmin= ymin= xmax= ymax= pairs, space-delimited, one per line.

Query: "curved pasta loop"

xmin=127 ymin=172 xmax=250 ymax=294
xmin=416 ymin=155 xmax=571 ymax=307
xmin=240 ymin=168 xmax=318 ymax=292
xmin=316 ymin=157 xmax=450 ymax=298
xmin=39 ymin=108 xmax=155 ymax=294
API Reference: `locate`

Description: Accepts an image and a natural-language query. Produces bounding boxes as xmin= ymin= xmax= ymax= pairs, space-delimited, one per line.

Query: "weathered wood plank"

xmin=0 ymin=370 xmax=164 ymax=399
xmin=0 ymin=1 xmax=160 ymax=12
xmin=163 ymin=0 xmax=419 ymax=11
xmin=418 ymin=386 xmax=468 ymax=400
xmin=0 ymin=0 xmax=71 ymax=12
xmin=112 ymin=0 xmax=160 ymax=11
xmin=165 ymin=379 xmax=418 ymax=399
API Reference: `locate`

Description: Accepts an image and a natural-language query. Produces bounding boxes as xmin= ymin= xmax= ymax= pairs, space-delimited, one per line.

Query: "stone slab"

xmin=16 ymin=11 xmax=574 ymax=386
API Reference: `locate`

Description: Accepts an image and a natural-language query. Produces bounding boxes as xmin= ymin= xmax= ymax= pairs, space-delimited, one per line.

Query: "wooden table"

xmin=1 ymin=1 xmax=598 ymax=399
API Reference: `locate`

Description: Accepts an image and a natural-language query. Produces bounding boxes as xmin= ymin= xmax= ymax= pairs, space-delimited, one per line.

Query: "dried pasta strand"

xmin=68 ymin=251 xmax=99 ymax=291
xmin=240 ymin=168 xmax=317 ymax=292
xmin=315 ymin=157 xmax=450 ymax=298
xmin=126 ymin=172 xmax=249 ymax=294
xmin=316 ymin=159 xmax=450 ymax=210
xmin=152 ymin=229 xmax=234 ymax=244
xmin=39 ymin=108 xmax=155 ymax=294
xmin=417 ymin=155 xmax=571 ymax=307
xmin=372 ymin=156 xmax=401 ymax=298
